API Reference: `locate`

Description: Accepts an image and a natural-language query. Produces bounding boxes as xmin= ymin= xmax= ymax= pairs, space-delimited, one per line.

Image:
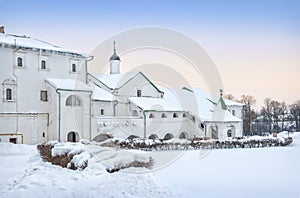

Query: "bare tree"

xmin=280 ymin=101 xmax=287 ymax=130
xmin=224 ymin=93 xmax=236 ymax=101
xmin=290 ymin=100 xmax=300 ymax=131
xmin=239 ymin=95 xmax=257 ymax=135
xmin=261 ymin=98 xmax=272 ymax=132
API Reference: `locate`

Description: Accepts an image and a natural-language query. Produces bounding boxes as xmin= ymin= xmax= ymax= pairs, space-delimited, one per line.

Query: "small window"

xmin=149 ymin=113 xmax=155 ymax=118
xmin=161 ymin=113 xmax=167 ymax=118
xmin=173 ymin=113 xmax=178 ymax=118
xmin=41 ymin=60 xmax=46 ymax=70
xmin=6 ymin=88 xmax=12 ymax=100
xmin=137 ymin=89 xmax=141 ymax=97
xmin=100 ymin=109 xmax=104 ymax=115
xmin=40 ymin=91 xmax=48 ymax=101
xmin=232 ymin=110 xmax=236 ymax=116
xmin=17 ymin=57 xmax=23 ymax=67
xmin=71 ymin=64 xmax=77 ymax=72
xmin=183 ymin=113 xmax=187 ymax=117
xmin=42 ymin=132 xmax=45 ymax=138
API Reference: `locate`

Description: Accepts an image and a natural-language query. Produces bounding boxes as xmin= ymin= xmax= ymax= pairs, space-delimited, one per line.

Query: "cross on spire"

xmin=113 ymin=40 xmax=116 ymax=54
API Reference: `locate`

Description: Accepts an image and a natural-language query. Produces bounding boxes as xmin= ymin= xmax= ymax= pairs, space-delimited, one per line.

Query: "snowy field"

xmin=1 ymin=132 xmax=300 ymax=198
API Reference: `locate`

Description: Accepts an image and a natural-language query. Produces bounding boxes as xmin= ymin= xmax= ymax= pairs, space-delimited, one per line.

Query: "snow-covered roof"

xmin=95 ymin=72 xmax=139 ymax=89
xmin=129 ymin=86 xmax=241 ymax=122
xmin=186 ymin=88 xmax=241 ymax=122
xmin=46 ymin=79 xmax=91 ymax=91
xmin=129 ymin=88 xmax=182 ymax=111
xmin=0 ymin=34 xmax=86 ymax=57
xmin=91 ymin=85 xmax=117 ymax=101
xmin=224 ymin=99 xmax=244 ymax=106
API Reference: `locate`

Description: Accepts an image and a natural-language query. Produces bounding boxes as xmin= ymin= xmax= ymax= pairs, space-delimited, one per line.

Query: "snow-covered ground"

xmin=1 ymin=132 xmax=300 ymax=198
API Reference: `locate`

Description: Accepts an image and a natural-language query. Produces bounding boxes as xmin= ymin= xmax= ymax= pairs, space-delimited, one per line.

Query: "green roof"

xmin=219 ymin=97 xmax=227 ymax=110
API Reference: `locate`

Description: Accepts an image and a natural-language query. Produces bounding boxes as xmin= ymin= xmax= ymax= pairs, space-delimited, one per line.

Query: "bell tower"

xmin=109 ymin=40 xmax=121 ymax=74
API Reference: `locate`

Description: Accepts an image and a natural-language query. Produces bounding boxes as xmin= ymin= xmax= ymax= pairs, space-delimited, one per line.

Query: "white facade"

xmin=0 ymin=33 xmax=244 ymax=144
xmin=0 ymin=33 xmax=90 ymax=144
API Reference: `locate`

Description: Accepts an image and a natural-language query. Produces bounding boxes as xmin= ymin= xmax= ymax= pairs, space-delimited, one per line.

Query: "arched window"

xmin=183 ymin=113 xmax=187 ymax=117
xmin=71 ymin=63 xmax=77 ymax=72
xmin=173 ymin=113 xmax=178 ymax=118
xmin=17 ymin=57 xmax=23 ymax=67
xmin=66 ymin=95 xmax=81 ymax=106
xmin=6 ymin=88 xmax=12 ymax=100
xmin=149 ymin=113 xmax=155 ymax=118
xmin=3 ymin=79 xmax=16 ymax=102
xmin=100 ymin=109 xmax=104 ymax=115
xmin=161 ymin=113 xmax=167 ymax=118
xmin=41 ymin=60 xmax=46 ymax=70
xmin=132 ymin=110 xmax=138 ymax=117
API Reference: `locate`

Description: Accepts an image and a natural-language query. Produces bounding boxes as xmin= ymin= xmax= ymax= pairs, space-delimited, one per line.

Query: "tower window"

xmin=161 ymin=113 xmax=167 ymax=118
xmin=6 ymin=88 xmax=12 ymax=100
xmin=17 ymin=57 xmax=23 ymax=67
xmin=100 ymin=109 xmax=104 ymax=115
xmin=137 ymin=89 xmax=141 ymax=97
xmin=41 ymin=60 xmax=46 ymax=70
xmin=40 ymin=90 xmax=48 ymax=101
xmin=71 ymin=64 xmax=77 ymax=72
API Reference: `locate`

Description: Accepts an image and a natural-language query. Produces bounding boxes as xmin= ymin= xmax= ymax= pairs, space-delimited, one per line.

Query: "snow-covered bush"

xmin=37 ymin=142 xmax=89 ymax=170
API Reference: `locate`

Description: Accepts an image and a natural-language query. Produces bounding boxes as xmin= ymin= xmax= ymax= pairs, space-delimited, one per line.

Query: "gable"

xmin=116 ymin=72 xmax=163 ymax=98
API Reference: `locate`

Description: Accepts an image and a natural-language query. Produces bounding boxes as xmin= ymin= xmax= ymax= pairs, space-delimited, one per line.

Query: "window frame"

xmin=17 ymin=57 xmax=23 ymax=67
xmin=40 ymin=90 xmax=48 ymax=101
xmin=41 ymin=60 xmax=46 ymax=70
xmin=6 ymin=88 xmax=12 ymax=101
xmin=137 ymin=89 xmax=141 ymax=97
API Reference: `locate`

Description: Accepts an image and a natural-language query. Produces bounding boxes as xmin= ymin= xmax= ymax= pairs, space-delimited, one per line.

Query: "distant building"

xmin=0 ymin=31 xmax=243 ymax=144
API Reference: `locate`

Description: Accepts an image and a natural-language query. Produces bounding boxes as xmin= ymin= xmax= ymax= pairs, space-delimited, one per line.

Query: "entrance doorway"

xmin=67 ymin=132 xmax=78 ymax=142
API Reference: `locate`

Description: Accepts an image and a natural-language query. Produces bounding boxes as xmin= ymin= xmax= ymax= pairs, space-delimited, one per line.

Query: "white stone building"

xmin=0 ymin=31 xmax=244 ymax=144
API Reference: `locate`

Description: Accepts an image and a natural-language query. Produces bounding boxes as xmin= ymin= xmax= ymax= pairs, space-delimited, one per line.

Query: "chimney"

xmin=0 ymin=26 xmax=4 ymax=34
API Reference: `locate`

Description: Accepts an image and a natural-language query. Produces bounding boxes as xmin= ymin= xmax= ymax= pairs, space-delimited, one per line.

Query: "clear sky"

xmin=1 ymin=0 xmax=299 ymax=109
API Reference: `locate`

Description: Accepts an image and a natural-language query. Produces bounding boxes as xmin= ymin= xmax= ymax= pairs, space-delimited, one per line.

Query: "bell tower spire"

xmin=109 ymin=40 xmax=121 ymax=74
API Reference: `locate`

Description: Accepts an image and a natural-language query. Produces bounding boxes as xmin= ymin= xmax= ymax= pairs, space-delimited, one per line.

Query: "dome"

xmin=109 ymin=53 xmax=121 ymax=61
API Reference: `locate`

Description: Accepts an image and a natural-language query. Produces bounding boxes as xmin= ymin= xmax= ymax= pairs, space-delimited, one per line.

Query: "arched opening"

xmin=132 ymin=110 xmax=138 ymax=117
xmin=183 ymin=113 xmax=187 ymax=117
xmin=67 ymin=131 xmax=79 ymax=142
xmin=179 ymin=132 xmax=188 ymax=139
xmin=127 ymin=135 xmax=140 ymax=140
xmin=210 ymin=125 xmax=219 ymax=139
xmin=227 ymin=124 xmax=236 ymax=137
xmin=198 ymin=123 xmax=205 ymax=130
xmin=92 ymin=134 xmax=113 ymax=142
xmin=66 ymin=95 xmax=82 ymax=106
xmin=163 ymin=133 xmax=174 ymax=140
xmin=173 ymin=113 xmax=178 ymax=118
xmin=149 ymin=134 xmax=159 ymax=140
xmin=161 ymin=113 xmax=167 ymax=118
xmin=149 ymin=113 xmax=155 ymax=118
